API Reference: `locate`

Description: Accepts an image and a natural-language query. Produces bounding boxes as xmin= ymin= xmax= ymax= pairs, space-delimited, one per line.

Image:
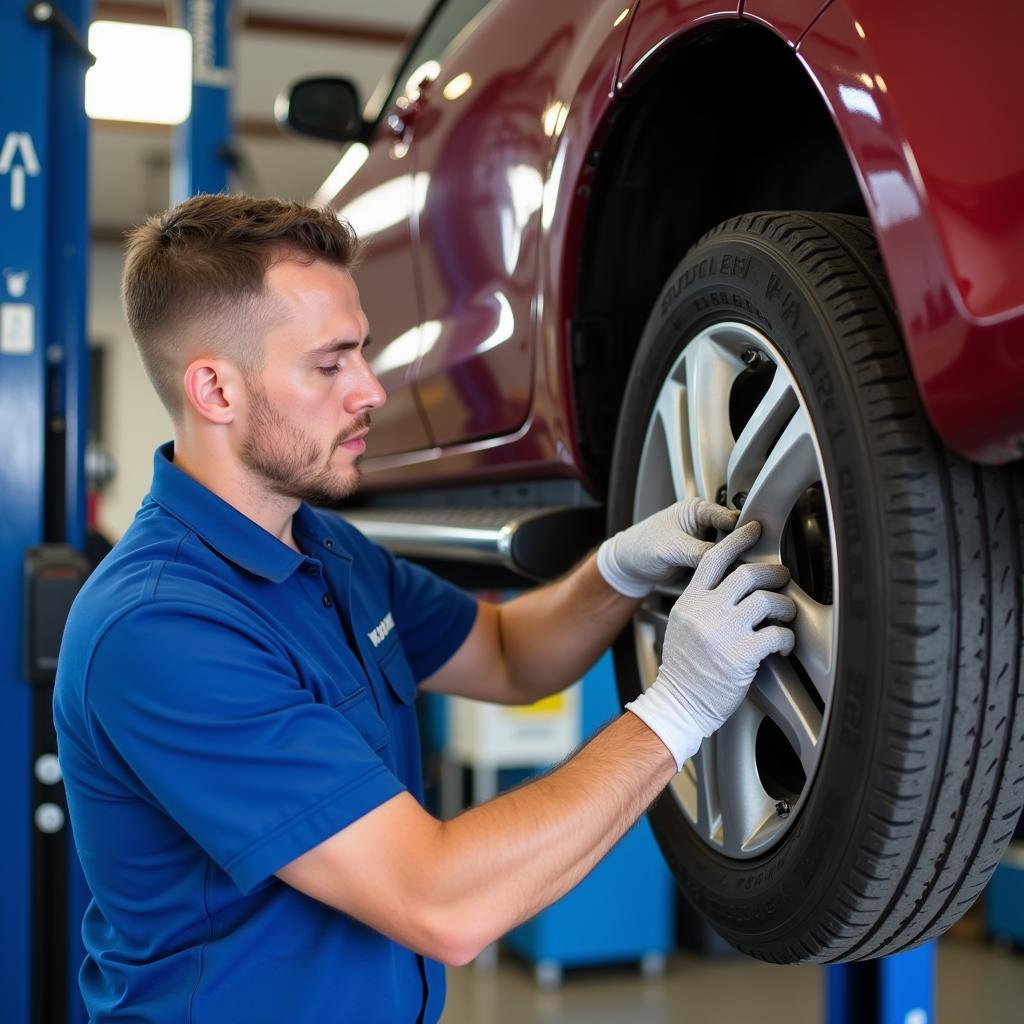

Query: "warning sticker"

xmin=1 ymin=302 xmax=34 ymax=354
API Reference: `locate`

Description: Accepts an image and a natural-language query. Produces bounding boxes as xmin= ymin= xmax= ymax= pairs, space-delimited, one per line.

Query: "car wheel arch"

xmin=564 ymin=20 xmax=869 ymax=495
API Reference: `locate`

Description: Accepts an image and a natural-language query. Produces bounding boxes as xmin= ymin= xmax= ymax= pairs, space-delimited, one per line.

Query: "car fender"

xmin=795 ymin=1 xmax=1024 ymax=462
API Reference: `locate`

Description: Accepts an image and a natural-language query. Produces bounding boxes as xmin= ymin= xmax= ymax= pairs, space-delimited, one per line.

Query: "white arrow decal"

xmin=0 ymin=132 xmax=41 ymax=211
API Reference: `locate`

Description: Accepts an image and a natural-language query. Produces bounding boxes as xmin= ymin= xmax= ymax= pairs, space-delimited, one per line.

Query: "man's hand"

xmin=597 ymin=498 xmax=740 ymax=598
xmin=625 ymin=521 xmax=796 ymax=770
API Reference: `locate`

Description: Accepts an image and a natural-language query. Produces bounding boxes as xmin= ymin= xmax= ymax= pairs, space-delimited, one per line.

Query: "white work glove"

xmin=597 ymin=498 xmax=740 ymax=598
xmin=626 ymin=521 xmax=797 ymax=771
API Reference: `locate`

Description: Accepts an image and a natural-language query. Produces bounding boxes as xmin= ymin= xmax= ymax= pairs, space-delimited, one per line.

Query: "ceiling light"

xmin=85 ymin=22 xmax=192 ymax=125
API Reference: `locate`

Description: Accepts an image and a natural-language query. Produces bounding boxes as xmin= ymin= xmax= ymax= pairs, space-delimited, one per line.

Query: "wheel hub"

xmin=632 ymin=321 xmax=839 ymax=859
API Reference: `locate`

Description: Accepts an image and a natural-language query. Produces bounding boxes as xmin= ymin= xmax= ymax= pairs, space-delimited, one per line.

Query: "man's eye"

xmin=317 ymin=365 xmax=341 ymax=377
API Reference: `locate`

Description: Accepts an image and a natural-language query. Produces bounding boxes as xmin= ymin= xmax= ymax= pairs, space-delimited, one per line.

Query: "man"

xmin=54 ymin=194 xmax=795 ymax=1023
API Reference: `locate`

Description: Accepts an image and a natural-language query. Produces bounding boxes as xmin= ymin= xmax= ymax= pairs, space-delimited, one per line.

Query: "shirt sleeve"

xmin=84 ymin=600 xmax=406 ymax=895
xmin=387 ymin=553 xmax=479 ymax=682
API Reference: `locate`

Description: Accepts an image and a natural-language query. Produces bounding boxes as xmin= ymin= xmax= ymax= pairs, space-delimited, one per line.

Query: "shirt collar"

xmin=292 ymin=503 xmax=350 ymax=561
xmin=149 ymin=441 xmax=308 ymax=583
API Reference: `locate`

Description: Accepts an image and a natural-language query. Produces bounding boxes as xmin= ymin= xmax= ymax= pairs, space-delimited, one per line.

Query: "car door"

xmin=316 ymin=69 xmax=433 ymax=457
xmin=400 ymin=0 xmax=548 ymax=447
xmin=407 ymin=0 xmax=634 ymax=449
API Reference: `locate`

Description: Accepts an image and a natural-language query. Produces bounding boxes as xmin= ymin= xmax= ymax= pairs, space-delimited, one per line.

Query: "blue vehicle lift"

xmin=172 ymin=0 xmax=233 ymax=202
xmin=827 ymin=942 xmax=936 ymax=1024
xmin=1 ymin=0 xmax=230 ymax=1020
xmin=1 ymin=3 xmax=93 ymax=1022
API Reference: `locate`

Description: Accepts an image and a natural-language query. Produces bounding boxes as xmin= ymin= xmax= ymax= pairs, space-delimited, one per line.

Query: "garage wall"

xmin=90 ymin=241 xmax=173 ymax=541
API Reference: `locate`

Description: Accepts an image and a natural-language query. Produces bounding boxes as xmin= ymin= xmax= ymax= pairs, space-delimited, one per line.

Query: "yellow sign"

xmin=508 ymin=693 xmax=567 ymax=717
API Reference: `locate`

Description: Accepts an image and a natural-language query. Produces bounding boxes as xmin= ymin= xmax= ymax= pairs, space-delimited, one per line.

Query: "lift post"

xmin=172 ymin=0 xmax=233 ymax=202
xmin=0 ymin=2 xmax=93 ymax=1022
xmin=827 ymin=941 xmax=937 ymax=1024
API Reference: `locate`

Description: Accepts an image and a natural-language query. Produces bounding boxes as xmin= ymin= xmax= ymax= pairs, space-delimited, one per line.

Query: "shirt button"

xmin=305 ymin=564 xmax=318 ymax=577
xmin=322 ymin=593 xmax=333 ymax=608
xmin=323 ymin=538 xmax=334 ymax=549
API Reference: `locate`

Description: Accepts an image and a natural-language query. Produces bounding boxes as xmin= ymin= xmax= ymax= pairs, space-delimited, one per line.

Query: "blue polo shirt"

xmin=53 ymin=442 xmax=478 ymax=1024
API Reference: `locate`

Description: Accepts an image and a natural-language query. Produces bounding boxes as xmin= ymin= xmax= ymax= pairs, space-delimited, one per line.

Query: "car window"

xmin=366 ymin=0 xmax=495 ymax=121
xmin=405 ymin=0 xmax=495 ymax=71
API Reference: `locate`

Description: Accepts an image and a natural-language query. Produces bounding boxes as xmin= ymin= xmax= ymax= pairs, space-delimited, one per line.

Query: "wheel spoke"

xmin=726 ymin=368 xmax=799 ymax=499
xmin=788 ymin=582 xmax=836 ymax=703
xmin=715 ymin=701 xmax=775 ymax=856
xmin=653 ymin=380 xmax=690 ymax=503
xmin=635 ymin=378 xmax=689 ymax=519
xmin=692 ymin=736 xmax=721 ymax=844
xmin=633 ymin=606 xmax=666 ymax=690
xmin=750 ymin=654 xmax=823 ymax=778
xmin=684 ymin=336 xmax=741 ymax=501
xmin=651 ymin=578 xmax=685 ymax=604
xmin=738 ymin=406 xmax=820 ymax=559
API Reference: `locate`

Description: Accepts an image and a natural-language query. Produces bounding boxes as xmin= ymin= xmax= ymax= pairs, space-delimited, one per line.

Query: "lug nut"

xmin=776 ymin=801 xmax=791 ymax=819
xmin=733 ymin=491 xmax=747 ymax=510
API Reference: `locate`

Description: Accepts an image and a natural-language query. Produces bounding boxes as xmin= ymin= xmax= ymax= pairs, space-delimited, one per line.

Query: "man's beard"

xmin=239 ymin=378 xmax=368 ymax=506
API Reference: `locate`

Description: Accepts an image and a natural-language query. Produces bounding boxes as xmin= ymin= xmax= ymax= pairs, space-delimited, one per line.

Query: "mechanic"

xmin=53 ymin=194 xmax=796 ymax=1024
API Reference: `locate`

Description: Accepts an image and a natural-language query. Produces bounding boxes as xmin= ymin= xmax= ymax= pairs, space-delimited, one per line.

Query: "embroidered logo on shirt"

xmin=368 ymin=612 xmax=395 ymax=648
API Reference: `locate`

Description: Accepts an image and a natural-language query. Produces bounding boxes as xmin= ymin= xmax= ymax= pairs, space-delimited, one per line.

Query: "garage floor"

xmin=441 ymin=935 xmax=1024 ymax=1023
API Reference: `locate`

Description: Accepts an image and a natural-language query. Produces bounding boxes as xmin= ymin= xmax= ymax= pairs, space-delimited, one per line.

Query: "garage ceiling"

xmin=90 ymin=0 xmax=433 ymax=235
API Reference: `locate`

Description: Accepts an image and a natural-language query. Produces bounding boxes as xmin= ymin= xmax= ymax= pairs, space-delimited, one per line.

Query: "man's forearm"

xmin=274 ymin=712 xmax=675 ymax=966
xmin=496 ymin=552 xmax=641 ymax=703
xmin=425 ymin=711 xmax=675 ymax=960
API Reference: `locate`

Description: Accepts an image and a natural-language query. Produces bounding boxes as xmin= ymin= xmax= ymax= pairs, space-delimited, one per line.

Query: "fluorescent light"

xmin=405 ymin=60 xmax=440 ymax=100
xmin=312 ymin=143 xmax=369 ymax=207
xmin=371 ymin=321 xmax=441 ymax=378
xmin=86 ymin=22 xmax=192 ymax=125
xmin=542 ymin=100 xmax=569 ymax=138
xmin=476 ymin=293 xmax=514 ymax=356
xmin=443 ymin=73 xmax=473 ymax=101
xmin=838 ymin=84 xmax=880 ymax=123
xmin=339 ymin=172 xmax=429 ymax=238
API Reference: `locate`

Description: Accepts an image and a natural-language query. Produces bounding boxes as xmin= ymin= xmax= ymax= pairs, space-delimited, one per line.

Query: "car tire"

xmin=607 ymin=211 xmax=1024 ymax=963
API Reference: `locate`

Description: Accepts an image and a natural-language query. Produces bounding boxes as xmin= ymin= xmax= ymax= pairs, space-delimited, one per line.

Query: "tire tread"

xmin=613 ymin=210 xmax=1024 ymax=965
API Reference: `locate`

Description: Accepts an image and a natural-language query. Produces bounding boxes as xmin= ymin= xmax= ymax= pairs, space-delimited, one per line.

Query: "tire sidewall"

xmin=609 ymin=232 xmax=892 ymax=949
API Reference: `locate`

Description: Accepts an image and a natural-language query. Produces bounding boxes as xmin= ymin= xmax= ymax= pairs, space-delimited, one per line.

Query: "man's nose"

xmin=349 ymin=361 xmax=387 ymax=412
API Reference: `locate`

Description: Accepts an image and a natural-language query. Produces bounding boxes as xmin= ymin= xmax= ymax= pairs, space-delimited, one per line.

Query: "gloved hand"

xmin=597 ymin=498 xmax=740 ymax=599
xmin=625 ymin=521 xmax=797 ymax=771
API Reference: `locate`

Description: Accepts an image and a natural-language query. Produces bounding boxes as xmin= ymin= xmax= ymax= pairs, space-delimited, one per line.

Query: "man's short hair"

xmin=121 ymin=193 xmax=362 ymax=419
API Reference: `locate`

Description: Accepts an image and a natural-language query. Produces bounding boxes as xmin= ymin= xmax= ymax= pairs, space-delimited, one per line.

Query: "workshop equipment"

xmin=1 ymin=4 xmax=92 ymax=1022
xmin=987 ymin=842 xmax=1024 ymax=946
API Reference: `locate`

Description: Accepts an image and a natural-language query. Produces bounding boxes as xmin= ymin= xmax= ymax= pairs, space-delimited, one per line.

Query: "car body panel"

xmin=316 ymin=130 xmax=433 ymax=458
xmin=797 ymin=0 xmax=1024 ymax=462
xmin=740 ymin=0 xmax=831 ymax=47
xmin=358 ymin=0 xmax=633 ymax=488
xmin=617 ymin=1 xmax=740 ymax=87
xmin=409 ymin=0 xmax=569 ymax=447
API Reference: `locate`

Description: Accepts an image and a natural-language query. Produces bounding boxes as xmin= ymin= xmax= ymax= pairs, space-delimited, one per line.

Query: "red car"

xmin=279 ymin=0 xmax=1024 ymax=964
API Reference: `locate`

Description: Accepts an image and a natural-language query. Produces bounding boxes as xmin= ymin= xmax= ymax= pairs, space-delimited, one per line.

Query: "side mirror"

xmin=275 ymin=77 xmax=367 ymax=143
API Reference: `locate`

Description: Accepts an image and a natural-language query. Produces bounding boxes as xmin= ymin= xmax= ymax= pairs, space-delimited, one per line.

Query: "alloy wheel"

xmin=632 ymin=320 xmax=838 ymax=858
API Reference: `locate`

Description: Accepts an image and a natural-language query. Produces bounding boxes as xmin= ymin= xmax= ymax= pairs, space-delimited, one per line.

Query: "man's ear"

xmin=182 ymin=358 xmax=238 ymax=425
